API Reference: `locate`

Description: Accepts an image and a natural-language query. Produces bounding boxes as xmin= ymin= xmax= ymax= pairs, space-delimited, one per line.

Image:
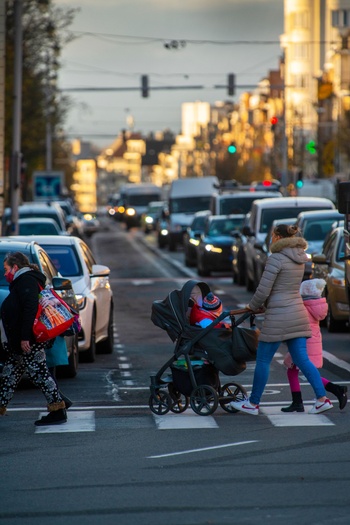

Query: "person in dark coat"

xmin=0 ymin=252 xmax=67 ymax=426
xmin=230 ymin=224 xmax=333 ymax=416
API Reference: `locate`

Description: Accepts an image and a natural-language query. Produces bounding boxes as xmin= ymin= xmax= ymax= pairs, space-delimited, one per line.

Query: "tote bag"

xmin=33 ymin=288 xmax=75 ymax=342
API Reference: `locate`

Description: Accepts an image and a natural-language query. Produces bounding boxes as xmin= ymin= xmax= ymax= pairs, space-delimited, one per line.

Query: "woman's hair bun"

xmin=287 ymin=224 xmax=299 ymax=236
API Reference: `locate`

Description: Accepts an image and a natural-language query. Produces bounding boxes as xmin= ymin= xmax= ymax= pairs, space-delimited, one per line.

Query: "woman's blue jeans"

xmin=249 ymin=337 xmax=326 ymax=405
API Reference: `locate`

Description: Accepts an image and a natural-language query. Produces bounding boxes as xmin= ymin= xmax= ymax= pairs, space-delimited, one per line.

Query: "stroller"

xmin=149 ymin=280 xmax=259 ymax=416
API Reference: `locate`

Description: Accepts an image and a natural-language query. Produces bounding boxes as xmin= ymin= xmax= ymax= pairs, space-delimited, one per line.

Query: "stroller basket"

xmin=171 ymin=360 xmax=219 ymax=397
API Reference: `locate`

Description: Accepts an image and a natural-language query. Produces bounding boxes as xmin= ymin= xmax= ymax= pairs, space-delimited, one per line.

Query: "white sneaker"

xmin=309 ymin=398 xmax=333 ymax=414
xmin=229 ymin=399 xmax=259 ymax=416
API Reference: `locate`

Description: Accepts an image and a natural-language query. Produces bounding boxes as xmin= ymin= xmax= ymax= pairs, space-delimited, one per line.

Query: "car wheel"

xmin=57 ymin=335 xmax=79 ymax=379
xmin=97 ymin=304 xmax=114 ymax=354
xmin=81 ymin=311 xmax=96 ymax=363
xmin=327 ymin=302 xmax=347 ymax=333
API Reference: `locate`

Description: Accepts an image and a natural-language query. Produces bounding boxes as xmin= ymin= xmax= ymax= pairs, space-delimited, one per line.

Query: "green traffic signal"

xmin=296 ymin=180 xmax=304 ymax=189
xmin=305 ymin=140 xmax=317 ymax=154
xmin=227 ymin=143 xmax=237 ymax=154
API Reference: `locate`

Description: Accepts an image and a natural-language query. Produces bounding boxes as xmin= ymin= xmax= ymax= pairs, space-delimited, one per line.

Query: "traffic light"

xmin=228 ymin=73 xmax=235 ymax=96
xmin=305 ymin=140 xmax=317 ymax=154
xmin=270 ymin=116 xmax=278 ymax=131
xmin=141 ymin=75 xmax=149 ymax=98
xmin=227 ymin=142 xmax=237 ymax=154
xmin=296 ymin=170 xmax=304 ymax=189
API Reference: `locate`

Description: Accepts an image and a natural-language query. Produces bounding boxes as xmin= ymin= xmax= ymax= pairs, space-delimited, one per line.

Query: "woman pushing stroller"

xmin=231 ymin=223 xmax=334 ymax=416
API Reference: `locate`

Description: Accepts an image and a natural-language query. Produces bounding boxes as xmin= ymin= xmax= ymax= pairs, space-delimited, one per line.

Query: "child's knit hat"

xmin=202 ymin=292 xmax=222 ymax=311
xmin=300 ymin=278 xmax=326 ymax=298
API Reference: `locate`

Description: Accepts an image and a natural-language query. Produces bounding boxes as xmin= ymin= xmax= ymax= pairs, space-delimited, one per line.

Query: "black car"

xmin=0 ymin=239 xmax=79 ymax=378
xmin=196 ymin=214 xmax=245 ymax=276
xmin=183 ymin=210 xmax=211 ymax=267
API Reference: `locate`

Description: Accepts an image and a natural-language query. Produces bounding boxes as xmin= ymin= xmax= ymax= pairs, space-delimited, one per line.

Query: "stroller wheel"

xmin=219 ymin=382 xmax=248 ymax=413
xmin=190 ymin=385 xmax=218 ymax=416
xmin=149 ymin=391 xmax=173 ymax=415
xmin=170 ymin=392 xmax=189 ymax=413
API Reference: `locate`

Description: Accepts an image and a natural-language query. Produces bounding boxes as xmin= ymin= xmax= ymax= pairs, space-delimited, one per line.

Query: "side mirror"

xmin=91 ymin=264 xmax=110 ymax=277
xmin=194 ymin=232 xmax=201 ymax=239
xmin=52 ymin=276 xmax=73 ymax=291
xmin=312 ymin=254 xmax=329 ymax=265
xmin=230 ymin=230 xmax=241 ymax=239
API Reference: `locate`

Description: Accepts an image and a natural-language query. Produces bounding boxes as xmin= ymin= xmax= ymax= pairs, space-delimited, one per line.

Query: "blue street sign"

xmin=33 ymin=171 xmax=64 ymax=200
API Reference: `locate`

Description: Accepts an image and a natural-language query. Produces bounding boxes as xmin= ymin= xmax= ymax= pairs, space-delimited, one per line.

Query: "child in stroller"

xmin=149 ymin=280 xmax=259 ymax=416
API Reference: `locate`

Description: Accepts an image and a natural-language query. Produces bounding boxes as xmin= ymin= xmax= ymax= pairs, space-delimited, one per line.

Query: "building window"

xmin=332 ymin=9 xmax=350 ymax=28
xmin=293 ymin=43 xmax=309 ymax=59
xmin=292 ymin=74 xmax=309 ymax=89
xmin=292 ymin=11 xmax=309 ymax=29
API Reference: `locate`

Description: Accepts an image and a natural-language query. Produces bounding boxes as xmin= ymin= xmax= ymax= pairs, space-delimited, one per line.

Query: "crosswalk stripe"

xmin=153 ymin=412 xmax=218 ymax=429
xmin=261 ymin=406 xmax=334 ymax=426
xmin=34 ymin=410 xmax=95 ymax=434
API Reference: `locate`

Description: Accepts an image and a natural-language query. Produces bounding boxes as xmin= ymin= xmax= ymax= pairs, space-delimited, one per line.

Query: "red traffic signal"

xmin=270 ymin=116 xmax=278 ymax=126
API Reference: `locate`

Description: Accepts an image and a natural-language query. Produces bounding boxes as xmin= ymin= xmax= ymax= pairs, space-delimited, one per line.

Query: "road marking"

xmin=153 ymin=411 xmax=218 ymax=430
xmin=34 ymin=411 xmax=95 ymax=434
xmin=147 ymin=440 xmax=259 ymax=459
xmin=323 ymin=350 xmax=350 ymax=373
xmin=261 ymin=406 xmax=334 ymax=426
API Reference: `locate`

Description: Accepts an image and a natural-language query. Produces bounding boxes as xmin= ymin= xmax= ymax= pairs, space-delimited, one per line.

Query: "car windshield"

xmin=259 ymin=207 xmax=332 ymax=234
xmin=127 ymin=194 xmax=160 ymax=206
xmin=303 ymin=219 xmax=341 ymax=241
xmin=170 ymin=196 xmax=212 ymax=214
xmin=19 ymin=223 xmax=59 ymax=235
xmin=207 ymin=218 xmax=244 ymax=237
xmin=41 ymin=245 xmax=81 ymax=277
xmin=220 ymin=197 xmax=257 ymax=215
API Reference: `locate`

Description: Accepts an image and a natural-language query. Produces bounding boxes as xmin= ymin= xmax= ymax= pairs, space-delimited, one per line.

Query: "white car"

xmin=10 ymin=235 xmax=114 ymax=363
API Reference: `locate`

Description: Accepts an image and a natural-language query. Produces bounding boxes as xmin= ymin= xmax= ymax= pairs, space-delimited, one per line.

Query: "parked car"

xmin=183 ymin=210 xmax=211 ymax=267
xmin=295 ymin=209 xmax=344 ymax=279
xmin=196 ymin=214 xmax=245 ymax=276
xmin=10 ymin=235 xmax=114 ymax=363
xmin=3 ymin=202 xmax=68 ymax=235
xmin=0 ymin=239 xmax=79 ymax=378
xmin=243 ymin=197 xmax=335 ymax=291
xmin=312 ymin=226 xmax=349 ymax=332
xmin=53 ymin=199 xmax=84 ymax=237
xmin=17 ymin=218 xmax=67 ymax=236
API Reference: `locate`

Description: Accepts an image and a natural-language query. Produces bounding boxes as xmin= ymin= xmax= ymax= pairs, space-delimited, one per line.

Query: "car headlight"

xmin=160 ymin=229 xmax=168 ymax=236
xmin=189 ymin=238 xmax=200 ymax=246
xmin=205 ymin=244 xmax=222 ymax=253
xmin=126 ymin=208 xmax=136 ymax=216
xmin=75 ymin=294 xmax=87 ymax=310
xmin=145 ymin=216 xmax=154 ymax=224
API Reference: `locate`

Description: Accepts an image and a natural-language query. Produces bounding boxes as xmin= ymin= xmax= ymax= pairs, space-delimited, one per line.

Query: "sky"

xmin=56 ymin=0 xmax=284 ymax=149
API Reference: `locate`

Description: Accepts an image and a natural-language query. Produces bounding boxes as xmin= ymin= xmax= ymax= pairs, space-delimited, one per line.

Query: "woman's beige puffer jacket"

xmin=248 ymin=236 xmax=311 ymax=343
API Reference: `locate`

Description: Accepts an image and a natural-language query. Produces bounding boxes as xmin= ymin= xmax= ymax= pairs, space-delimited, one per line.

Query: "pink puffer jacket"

xmin=284 ymin=297 xmax=328 ymax=369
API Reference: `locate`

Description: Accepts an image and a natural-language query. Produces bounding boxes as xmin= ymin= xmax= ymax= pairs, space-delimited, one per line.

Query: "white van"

xmin=210 ymin=190 xmax=282 ymax=216
xmin=243 ymin=196 xmax=335 ymax=291
xmin=167 ymin=176 xmax=218 ymax=251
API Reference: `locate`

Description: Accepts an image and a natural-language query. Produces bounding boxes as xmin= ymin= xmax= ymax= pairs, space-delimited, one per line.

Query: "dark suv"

xmin=0 ymin=239 xmax=79 ymax=378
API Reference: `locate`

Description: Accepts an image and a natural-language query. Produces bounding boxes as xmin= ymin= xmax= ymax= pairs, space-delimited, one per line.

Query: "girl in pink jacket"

xmin=282 ymin=278 xmax=347 ymax=412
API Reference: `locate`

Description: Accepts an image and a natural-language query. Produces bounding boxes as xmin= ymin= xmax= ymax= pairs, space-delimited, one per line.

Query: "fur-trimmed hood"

xmin=270 ymin=236 xmax=308 ymax=265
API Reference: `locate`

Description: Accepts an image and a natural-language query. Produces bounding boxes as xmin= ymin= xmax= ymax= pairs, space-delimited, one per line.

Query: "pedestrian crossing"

xmin=32 ymin=403 xmax=337 ymax=433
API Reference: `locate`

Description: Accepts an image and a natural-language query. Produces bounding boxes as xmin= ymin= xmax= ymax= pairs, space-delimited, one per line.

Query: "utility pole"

xmin=10 ymin=0 xmax=22 ymax=235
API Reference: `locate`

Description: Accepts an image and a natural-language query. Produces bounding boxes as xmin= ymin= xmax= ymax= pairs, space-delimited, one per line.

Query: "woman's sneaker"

xmin=309 ymin=398 xmax=333 ymax=414
xmin=229 ymin=399 xmax=259 ymax=415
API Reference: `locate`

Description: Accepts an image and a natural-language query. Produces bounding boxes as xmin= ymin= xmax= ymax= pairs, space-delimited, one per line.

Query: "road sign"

xmin=33 ymin=171 xmax=64 ymax=201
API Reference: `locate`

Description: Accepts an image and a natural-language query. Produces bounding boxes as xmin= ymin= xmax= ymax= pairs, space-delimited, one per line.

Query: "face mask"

xmin=5 ymin=270 xmax=14 ymax=284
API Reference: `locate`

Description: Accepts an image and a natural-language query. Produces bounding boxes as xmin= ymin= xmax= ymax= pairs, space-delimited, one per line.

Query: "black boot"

xmin=325 ymin=383 xmax=348 ymax=410
xmin=35 ymin=408 xmax=67 ymax=426
xmin=281 ymin=391 xmax=304 ymax=412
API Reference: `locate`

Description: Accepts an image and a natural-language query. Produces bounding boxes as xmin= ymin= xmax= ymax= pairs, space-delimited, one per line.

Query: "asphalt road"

xmin=0 ymin=218 xmax=349 ymax=525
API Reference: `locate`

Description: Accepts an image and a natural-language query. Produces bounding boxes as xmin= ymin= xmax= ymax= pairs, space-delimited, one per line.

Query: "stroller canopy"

xmin=151 ymin=280 xmax=210 ymax=342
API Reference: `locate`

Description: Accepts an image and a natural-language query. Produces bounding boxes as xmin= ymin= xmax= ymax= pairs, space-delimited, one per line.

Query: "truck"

xmin=121 ymin=183 xmax=163 ymax=229
xmin=167 ymin=176 xmax=218 ymax=251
